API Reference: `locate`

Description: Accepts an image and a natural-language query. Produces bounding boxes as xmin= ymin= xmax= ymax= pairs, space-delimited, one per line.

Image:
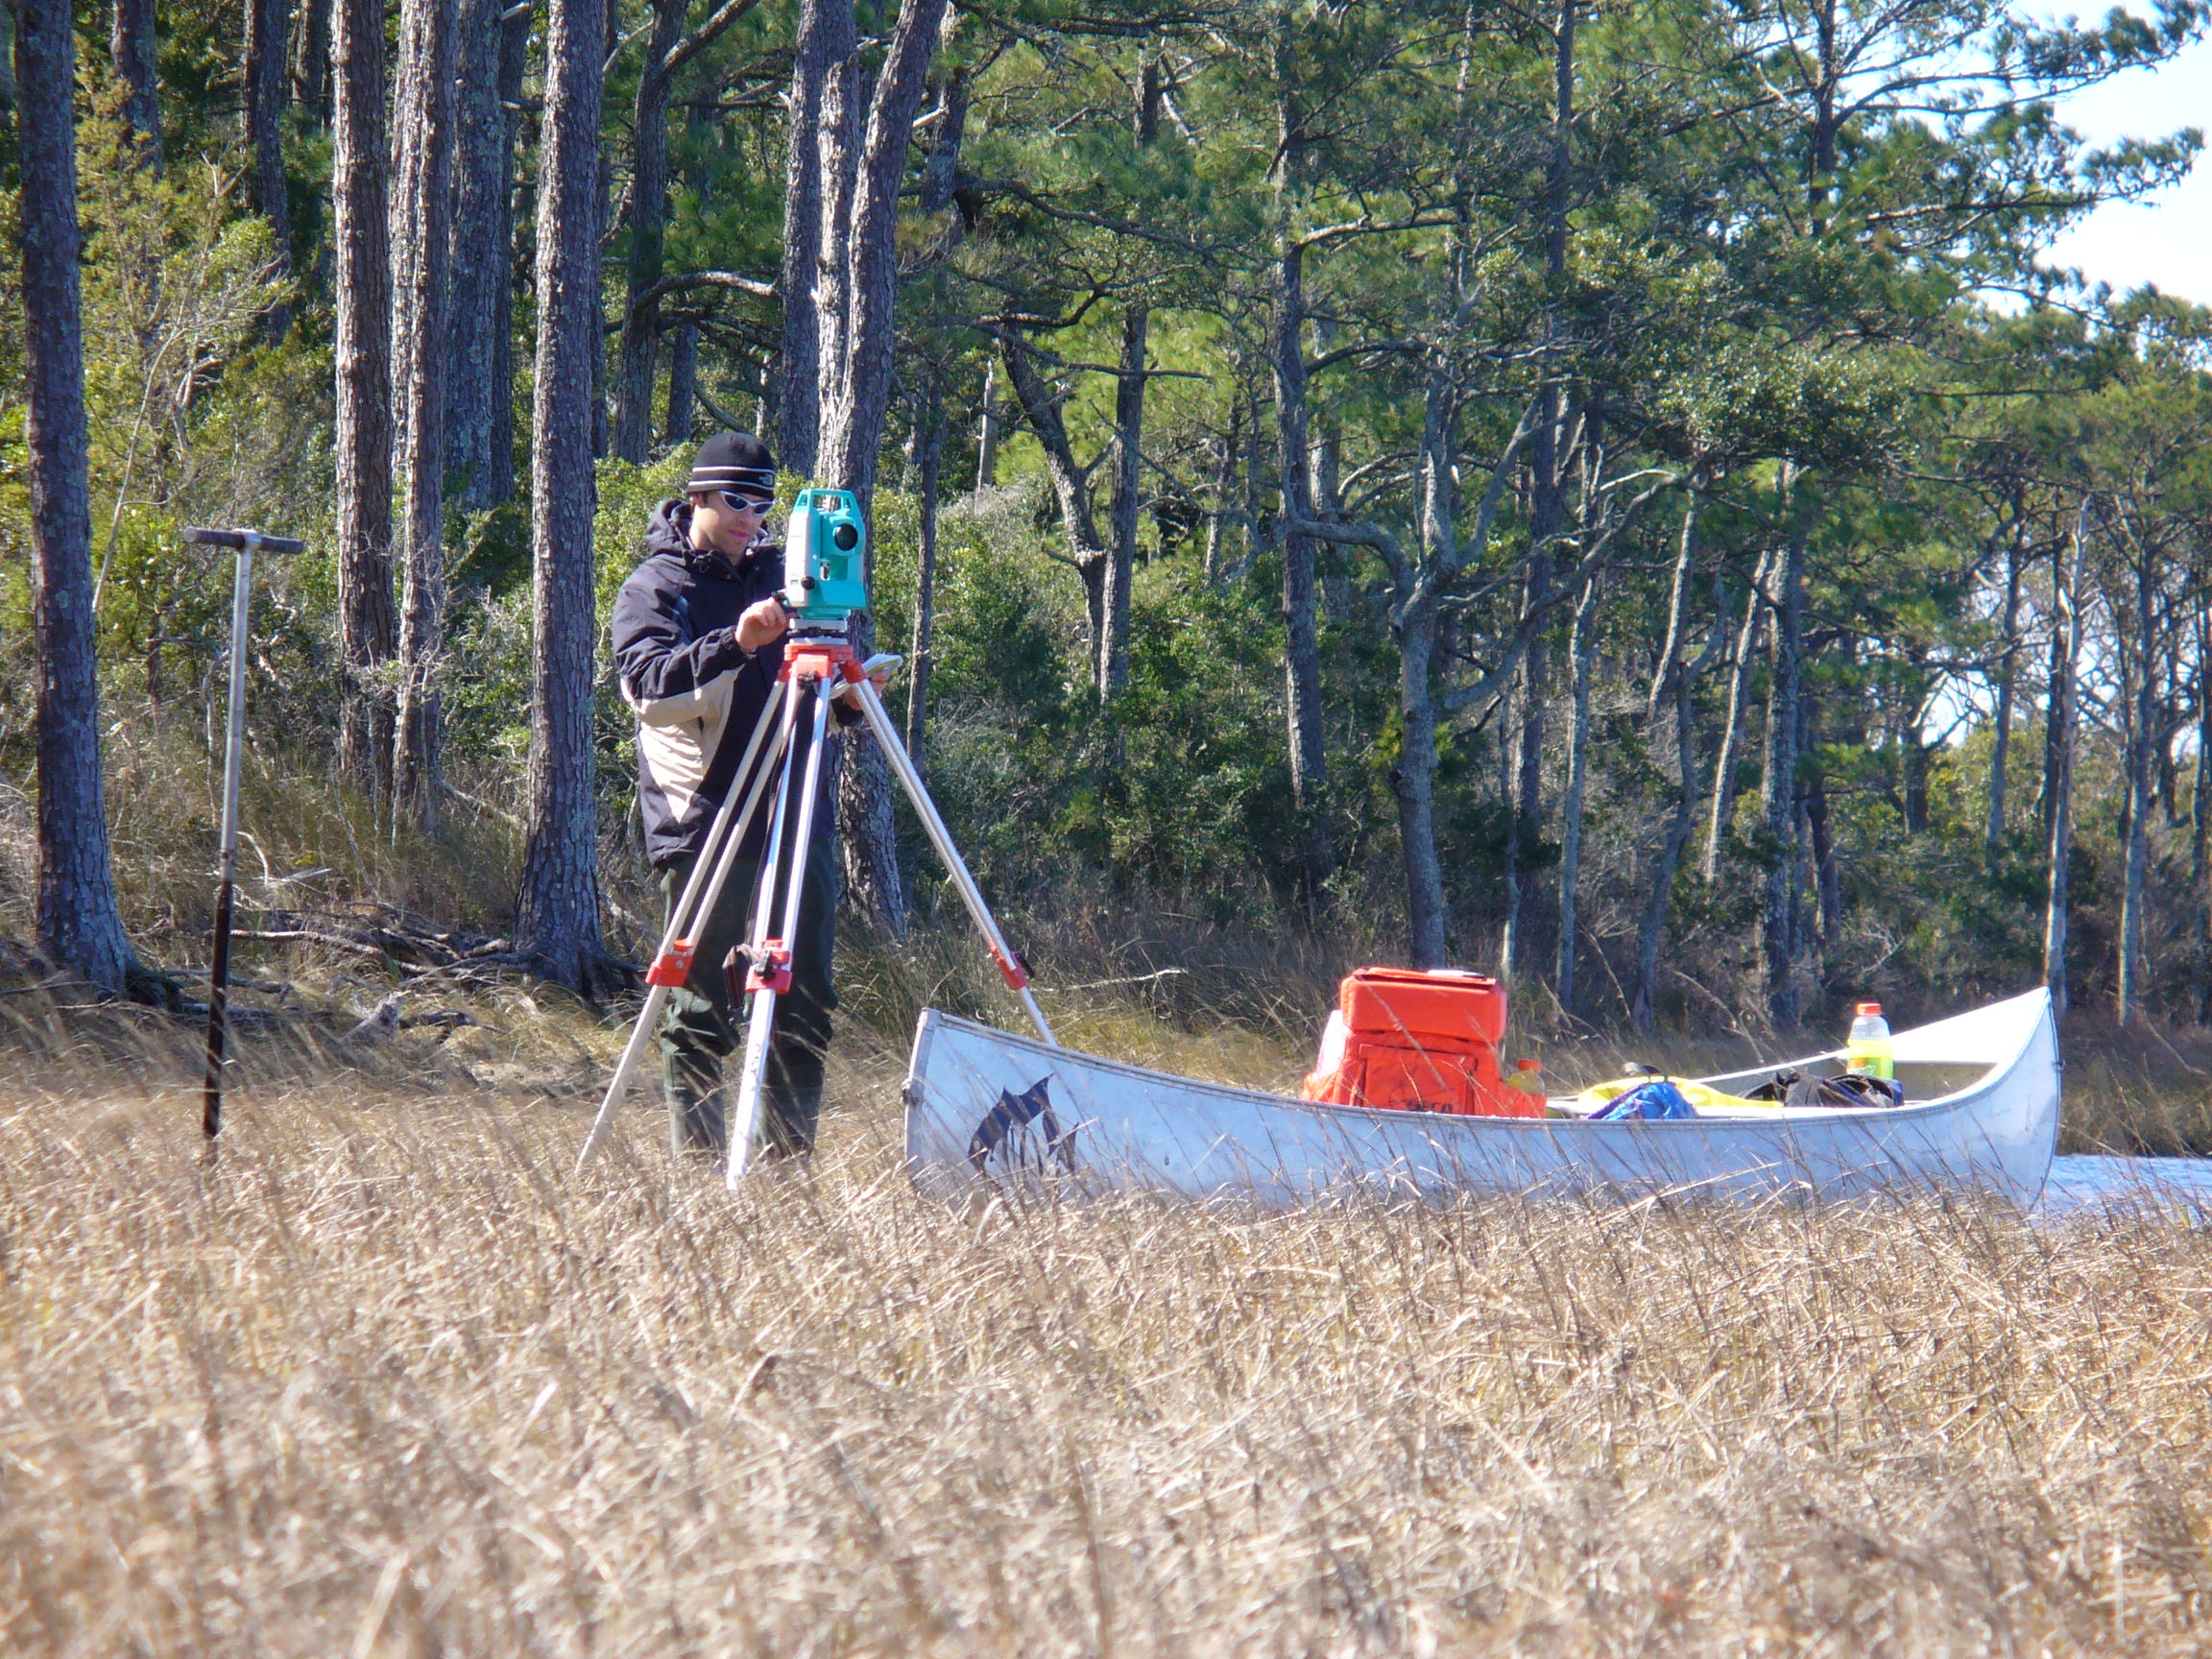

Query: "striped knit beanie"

xmin=686 ymin=431 xmax=777 ymax=499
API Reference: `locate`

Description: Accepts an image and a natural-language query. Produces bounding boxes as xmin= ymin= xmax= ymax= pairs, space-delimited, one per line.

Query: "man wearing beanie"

xmin=609 ymin=432 xmax=874 ymax=1164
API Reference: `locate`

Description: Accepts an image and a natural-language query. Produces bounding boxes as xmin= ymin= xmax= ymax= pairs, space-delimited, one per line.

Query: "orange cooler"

xmin=1300 ymin=968 xmax=1531 ymax=1118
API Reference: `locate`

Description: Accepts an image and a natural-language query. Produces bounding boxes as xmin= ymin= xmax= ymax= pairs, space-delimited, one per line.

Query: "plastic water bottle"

xmin=1846 ymin=1002 xmax=1893 ymax=1081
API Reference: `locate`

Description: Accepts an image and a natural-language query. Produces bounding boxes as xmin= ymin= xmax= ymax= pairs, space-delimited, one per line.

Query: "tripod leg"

xmin=727 ymin=674 xmax=837 ymax=1187
xmin=574 ymin=681 xmax=797 ymax=1174
xmin=850 ymin=677 xmax=1059 ymax=1046
xmin=720 ymin=673 xmax=815 ymax=1179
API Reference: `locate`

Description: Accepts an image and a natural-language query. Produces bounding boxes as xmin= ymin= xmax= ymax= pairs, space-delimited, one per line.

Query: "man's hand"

xmin=834 ymin=658 xmax=896 ymax=709
xmin=735 ymin=597 xmax=789 ymax=652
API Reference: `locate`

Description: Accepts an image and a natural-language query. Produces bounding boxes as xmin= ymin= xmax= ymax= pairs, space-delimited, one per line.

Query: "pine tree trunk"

xmin=1393 ymin=363 xmax=1464 ymax=972
xmin=1762 ymin=527 xmax=1805 ymax=1025
xmin=19 ymin=0 xmax=139 ymax=993
xmin=816 ymin=0 xmax=947 ymax=502
xmin=333 ymin=0 xmax=397 ymax=797
xmin=1901 ymin=707 xmax=1930 ymax=834
xmin=246 ymin=0 xmax=291 ymax=333
xmin=1203 ymin=403 xmax=1237 ymax=584
xmin=1636 ymin=679 xmax=1699 ymax=1037
xmin=996 ymin=325 xmax=1109 ymax=665
xmin=290 ymin=0 xmax=333 ymax=124
xmin=662 ymin=318 xmax=697 ymax=446
xmin=816 ymin=0 xmax=950 ymax=937
xmin=447 ymin=0 xmax=523 ymax=509
xmin=393 ymin=0 xmax=457 ymax=829
xmin=919 ymin=59 xmax=970 ymax=215
xmin=776 ymin=0 xmax=850 ymax=477
xmin=1553 ymin=573 xmax=1599 ymax=1015
xmin=1703 ymin=547 xmax=1769 ymax=880
xmin=2194 ymin=605 xmax=2211 ymax=899
xmin=2192 ymin=604 xmax=2211 ymax=1022
xmin=1230 ymin=373 xmax=1269 ymax=587
xmin=974 ymin=360 xmax=1000 ymax=491
xmin=1986 ymin=526 xmax=2022 ymax=851
xmin=2118 ymin=544 xmax=2156 ymax=1022
xmin=1505 ymin=0 xmax=1575 ymax=984
xmin=812 ymin=45 xmax=860 ymax=443
xmin=1270 ymin=235 xmax=1331 ymax=894
xmin=515 ymin=0 xmax=613 ymax=993
xmin=905 ymin=378 xmax=942 ymax=772
xmin=2044 ymin=506 xmax=2085 ymax=1017
xmin=1804 ymin=694 xmax=1839 ymax=945
xmin=1500 ymin=607 xmax=1544 ymax=980
xmin=2040 ymin=524 xmax=2070 ymax=838
xmin=610 ymin=0 xmax=688 ymax=464
xmin=1394 ymin=623 xmax=1451 ymax=970
xmin=1633 ymin=494 xmax=1704 ymax=1033
xmin=111 ymin=0 xmax=161 ymax=168
xmin=1269 ymin=16 xmax=1332 ymax=899
xmin=1101 ymin=303 xmax=1147 ymax=699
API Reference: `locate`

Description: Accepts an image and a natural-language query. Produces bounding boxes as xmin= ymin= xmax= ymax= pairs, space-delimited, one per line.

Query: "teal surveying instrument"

xmin=575 ymin=493 xmax=1059 ymax=1186
xmin=781 ymin=487 xmax=870 ymax=620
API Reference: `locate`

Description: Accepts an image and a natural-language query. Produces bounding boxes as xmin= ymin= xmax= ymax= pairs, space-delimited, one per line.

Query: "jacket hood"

xmin=642 ymin=498 xmax=703 ymax=565
xmin=642 ymin=497 xmax=778 ymax=581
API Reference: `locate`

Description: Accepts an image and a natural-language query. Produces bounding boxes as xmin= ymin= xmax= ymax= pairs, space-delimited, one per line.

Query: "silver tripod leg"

xmin=851 ymin=676 xmax=1058 ymax=1046
xmin=725 ymin=673 xmax=837 ymax=1187
xmin=573 ymin=680 xmax=799 ymax=1174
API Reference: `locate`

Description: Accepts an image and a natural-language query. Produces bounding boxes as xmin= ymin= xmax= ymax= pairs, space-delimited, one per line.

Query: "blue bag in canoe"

xmin=1587 ymin=1079 xmax=1697 ymax=1121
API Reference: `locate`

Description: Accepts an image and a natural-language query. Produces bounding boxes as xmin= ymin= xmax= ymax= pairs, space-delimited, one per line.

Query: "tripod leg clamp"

xmin=992 ymin=947 xmax=1032 ymax=991
xmin=743 ymin=939 xmax=794 ymax=995
xmin=646 ymin=939 xmax=697 ymax=987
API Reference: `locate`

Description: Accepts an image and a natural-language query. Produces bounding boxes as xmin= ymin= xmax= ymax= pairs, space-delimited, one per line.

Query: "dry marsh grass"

xmin=10 ymin=1045 xmax=2212 ymax=1656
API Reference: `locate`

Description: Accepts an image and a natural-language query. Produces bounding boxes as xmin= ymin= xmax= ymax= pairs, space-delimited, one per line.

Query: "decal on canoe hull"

xmin=969 ymin=1076 xmax=1077 ymax=1177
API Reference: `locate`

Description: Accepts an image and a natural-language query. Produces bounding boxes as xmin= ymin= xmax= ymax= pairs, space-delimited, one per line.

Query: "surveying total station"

xmin=575 ymin=488 xmax=1059 ymax=1187
xmin=781 ymin=486 xmax=869 ymax=619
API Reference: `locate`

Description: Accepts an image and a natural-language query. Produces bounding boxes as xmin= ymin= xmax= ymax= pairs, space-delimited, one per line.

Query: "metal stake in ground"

xmin=187 ymin=527 xmax=305 ymax=1141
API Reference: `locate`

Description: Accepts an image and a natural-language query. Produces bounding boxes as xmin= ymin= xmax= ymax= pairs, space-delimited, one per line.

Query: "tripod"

xmin=574 ymin=620 xmax=1057 ymax=1185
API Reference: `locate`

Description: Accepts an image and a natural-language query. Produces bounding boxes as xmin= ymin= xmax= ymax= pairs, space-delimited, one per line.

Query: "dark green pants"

xmin=657 ymin=833 xmax=838 ymax=1161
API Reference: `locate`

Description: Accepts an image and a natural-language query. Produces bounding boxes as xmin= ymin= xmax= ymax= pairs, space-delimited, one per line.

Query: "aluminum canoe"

xmin=902 ymin=988 xmax=2060 ymax=1206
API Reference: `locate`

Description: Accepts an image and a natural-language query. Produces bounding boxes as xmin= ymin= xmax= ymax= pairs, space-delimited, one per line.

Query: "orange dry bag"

xmin=1299 ymin=967 xmax=1533 ymax=1118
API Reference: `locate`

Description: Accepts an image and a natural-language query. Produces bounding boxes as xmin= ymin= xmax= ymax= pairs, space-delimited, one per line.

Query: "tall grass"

xmin=9 ymin=1044 xmax=2212 ymax=1655
xmin=13 ymin=687 xmax=2212 ymax=1648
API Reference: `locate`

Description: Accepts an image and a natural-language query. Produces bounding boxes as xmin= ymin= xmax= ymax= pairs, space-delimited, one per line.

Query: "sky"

xmin=2037 ymin=23 xmax=2212 ymax=305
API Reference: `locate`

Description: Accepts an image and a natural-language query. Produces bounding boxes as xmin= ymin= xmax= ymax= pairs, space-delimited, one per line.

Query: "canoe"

xmin=902 ymin=987 xmax=2060 ymax=1207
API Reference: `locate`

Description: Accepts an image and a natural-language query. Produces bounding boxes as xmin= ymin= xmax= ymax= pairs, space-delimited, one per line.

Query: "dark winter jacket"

xmin=611 ymin=499 xmax=851 ymax=868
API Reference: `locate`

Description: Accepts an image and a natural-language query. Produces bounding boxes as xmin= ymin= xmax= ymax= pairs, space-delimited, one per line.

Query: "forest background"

xmin=5 ymin=0 xmax=2212 ymax=1051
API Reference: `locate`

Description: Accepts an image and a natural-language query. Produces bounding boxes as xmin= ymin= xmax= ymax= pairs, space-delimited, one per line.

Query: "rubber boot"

xmin=760 ymin=1075 xmax=823 ymax=1162
xmin=667 ymin=1080 xmax=728 ymax=1162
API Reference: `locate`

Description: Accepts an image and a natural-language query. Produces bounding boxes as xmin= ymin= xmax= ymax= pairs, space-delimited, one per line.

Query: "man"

xmin=610 ymin=432 xmax=878 ymax=1163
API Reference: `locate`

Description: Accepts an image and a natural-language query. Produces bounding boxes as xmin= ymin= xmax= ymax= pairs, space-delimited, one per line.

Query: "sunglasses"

xmin=716 ymin=489 xmax=774 ymax=514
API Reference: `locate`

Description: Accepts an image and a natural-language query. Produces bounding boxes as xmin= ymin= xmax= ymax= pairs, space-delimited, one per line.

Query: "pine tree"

xmin=109 ymin=0 xmax=160 ymax=169
xmin=16 ymin=0 xmax=140 ymax=993
xmin=515 ymin=0 xmax=617 ymax=993
xmin=446 ymin=0 xmax=527 ymax=509
xmin=393 ymin=0 xmax=458 ymax=825
xmin=332 ymin=0 xmax=397 ymax=796
xmin=245 ymin=0 xmax=291 ymax=333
